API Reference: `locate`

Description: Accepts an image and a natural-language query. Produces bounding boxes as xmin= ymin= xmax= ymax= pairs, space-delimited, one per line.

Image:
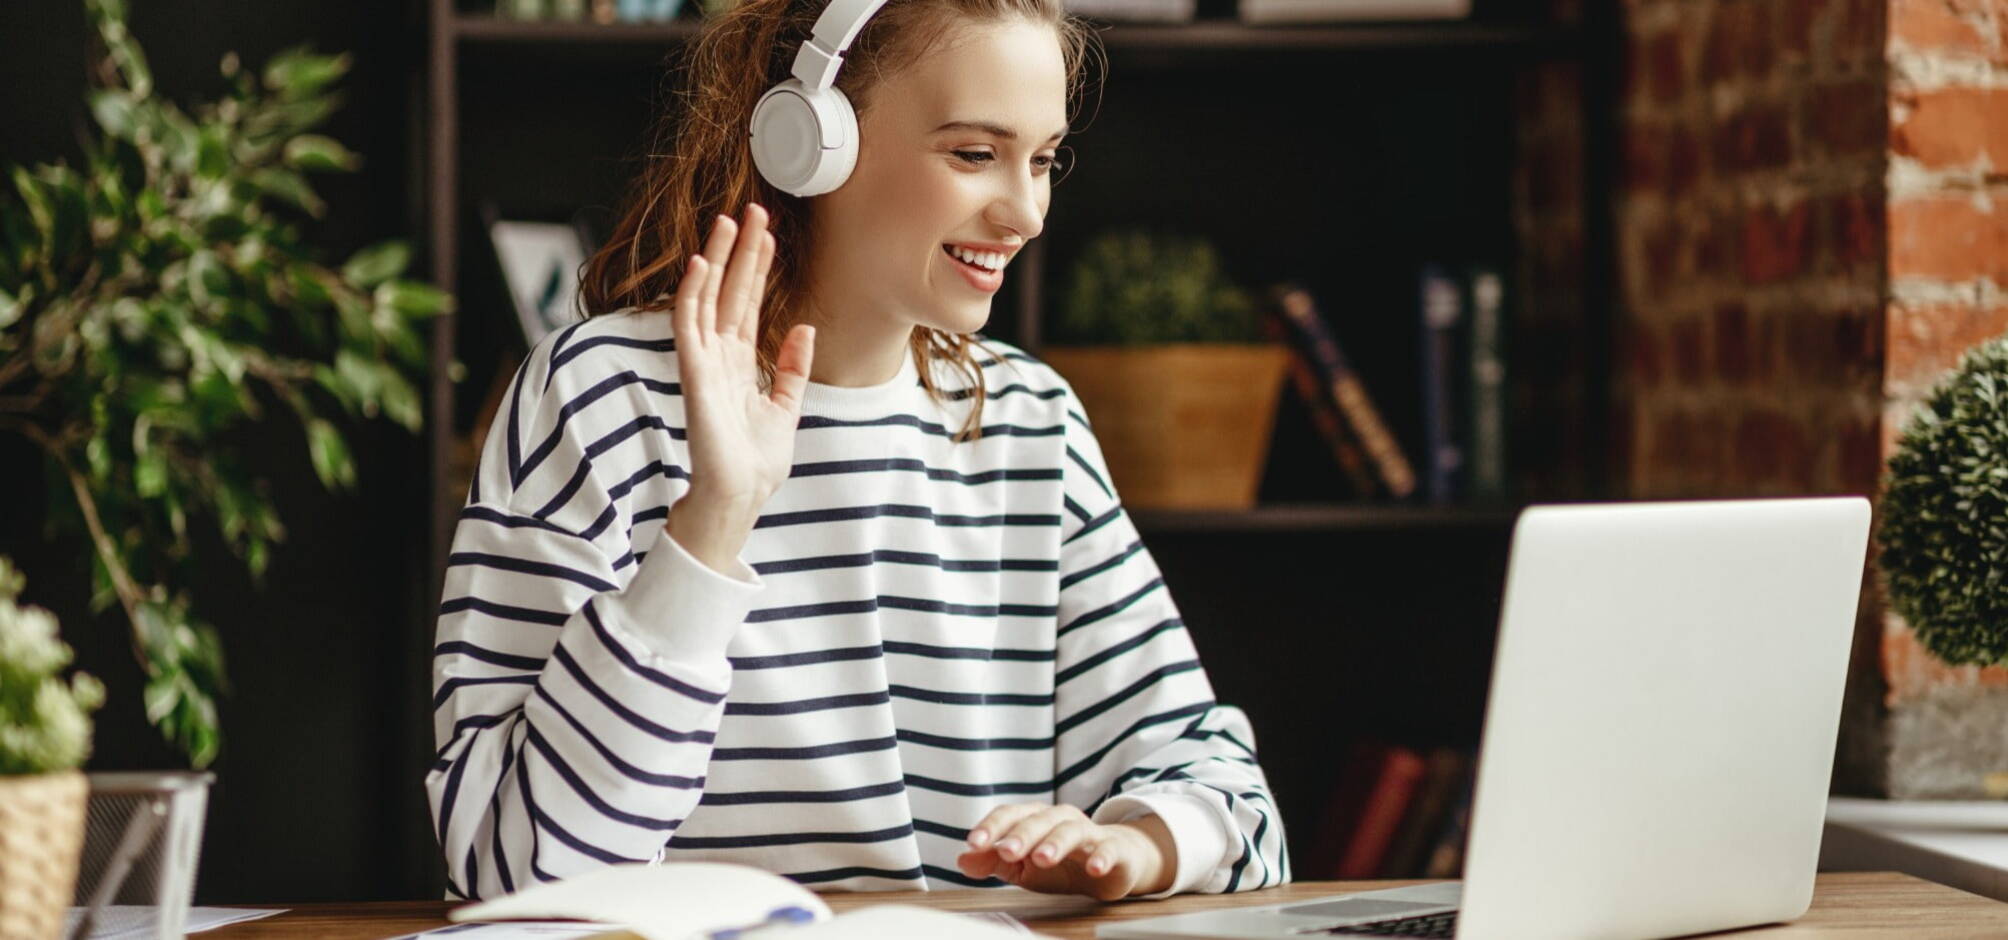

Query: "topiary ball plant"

xmin=1053 ymin=227 xmax=1262 ymax=345
xmin=1877 ymin=333 xmax=2008 ymax=666
xmin=0 ymin=557 xmax=104 ymax=776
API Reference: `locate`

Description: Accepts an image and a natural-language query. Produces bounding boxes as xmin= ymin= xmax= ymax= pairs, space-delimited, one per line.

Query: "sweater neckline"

xmin=797 ymin=342 xmax=921 ymax=417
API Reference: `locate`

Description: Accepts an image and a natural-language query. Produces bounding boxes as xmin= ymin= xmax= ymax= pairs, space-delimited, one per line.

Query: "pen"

xmin=705 ymin=904 xmax=816 ymax=939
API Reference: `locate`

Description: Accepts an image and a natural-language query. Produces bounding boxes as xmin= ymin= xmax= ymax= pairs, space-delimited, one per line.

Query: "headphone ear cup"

xmin=750 ymin=80 xmax=860 ymax=197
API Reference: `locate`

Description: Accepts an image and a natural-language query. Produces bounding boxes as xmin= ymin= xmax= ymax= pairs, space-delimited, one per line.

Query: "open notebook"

xmin=448 ymin=862 xmax=1056 ymax=939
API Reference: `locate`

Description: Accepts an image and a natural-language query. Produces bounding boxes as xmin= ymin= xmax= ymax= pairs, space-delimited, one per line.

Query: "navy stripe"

xmin=1059 ymin=576 xmax=1168 ymax=638
xmin=1066 ymin=441 xmax=1114 ymax=501
xmin=896 ymin=728 xmax=1053 ymax=751
xmin=889 ymin=684 xmax=1052 ymax=706
xmin=884 ymin=639 xmax=1055 ymax=662
xmin=1055 ymin=700 xmax=1214 ymax=788
xmin=730 ymin=645 xmax=882 ymax=670
xmin=922 ymin=863 xmax=1008 ymax=888
xmin=1057 ymin=618 xmax=1183 ymax=685
xmin=448 ymin=552 xmax=616 ymax=593
xmin=710 ymin=735 xmax=898 ymax=761
xmin=581 ymin=602 xmax=727 ymax=703
xmin=1057 ymin=660 xmax=1203 ymax=734
xmin=725 ymin=690 xmax=889 ymax=716
xmin=519 ymin=371 xmax=678 ymax=481
xmin=1063 ymin=504 xmax=1123 ymax=547
xmin=440 ymin=596 xmax=569 ymax=627
xmin=523 ymin=723 xmax=682 ymax=830
xmin=539 ymin=319 xmax=594 ymax=394
xmin=699 ymin=779 xmax=906 ymax=806
xmin=1060 ymin=540 xmax=1144 ymax=591
xmin=548 ymin=643 xmax=720 ymax=743
xmin=902 ymin=773 xmax=1052 ymax=797
xmin=434 ymin=675 xmax=537 ymax=711
xmin=435 ymin=641 xmax=545 ymax=672
xmin=670 ymin=823 xmax=912 ymax=850
xmin=785 ymin=865 xmax=925 ymax=885
xmin=515 ymin=755 xmax=651 ymax=865
xmin=549 ymin=334 xmax=676 ymax=385
xmin=458 ymin=505 xmax=586 ymax=538
xmin=532 ymin=686 xmax=709 ymax=786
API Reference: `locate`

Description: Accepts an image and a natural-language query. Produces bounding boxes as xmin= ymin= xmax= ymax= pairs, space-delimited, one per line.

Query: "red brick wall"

xmin=1879 ymin=0 xmax=2008 ymax=730
xmin=1611 ymin=0 xmax=2008 ymax=795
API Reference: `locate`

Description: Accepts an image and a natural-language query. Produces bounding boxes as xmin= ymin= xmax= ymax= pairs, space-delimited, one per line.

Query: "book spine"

xmin=1381 ymin=746 xmax=1465 ymax=877
xmin=1260 ymin=297 xmax=1380 ymax=497
xmin=1270 ymin=283 xmax=1416 ymax=499
xmin=1418 ymin=266 xmax=1465 ymax=504
xmin=1422 ymin=749 xmax=1478 ymax=878
xmin=1465 ymin=266 xmax=1507 ymax=504
xmin=1336 ymin=745 xmax=1427 ymax=879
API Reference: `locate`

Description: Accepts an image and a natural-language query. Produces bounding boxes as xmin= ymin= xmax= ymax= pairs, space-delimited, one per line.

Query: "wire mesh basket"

xmin=64 ymin=772 xmax=212 ymax=940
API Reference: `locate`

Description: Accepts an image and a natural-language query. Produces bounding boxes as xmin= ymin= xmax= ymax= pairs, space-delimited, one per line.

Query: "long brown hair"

xmin=579 ymin=0 xmax=1102 ymax=443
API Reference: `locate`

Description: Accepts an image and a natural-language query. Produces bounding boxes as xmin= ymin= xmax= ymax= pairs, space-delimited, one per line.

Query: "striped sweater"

xmin=427 ymin=307 xmax=1290 ymax=901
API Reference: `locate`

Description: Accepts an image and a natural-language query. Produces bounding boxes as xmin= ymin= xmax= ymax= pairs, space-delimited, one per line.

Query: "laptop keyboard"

xmin=1315 ymin=910 xmax=1458 ymax=937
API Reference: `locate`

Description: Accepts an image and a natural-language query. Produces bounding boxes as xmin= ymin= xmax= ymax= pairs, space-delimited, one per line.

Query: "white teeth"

xmin=949 ymin=245 xmax=1004 ymax=271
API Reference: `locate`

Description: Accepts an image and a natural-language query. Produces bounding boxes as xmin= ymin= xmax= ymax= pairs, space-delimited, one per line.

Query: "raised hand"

xmin=673 ymin=203 xmax=814 ymax=509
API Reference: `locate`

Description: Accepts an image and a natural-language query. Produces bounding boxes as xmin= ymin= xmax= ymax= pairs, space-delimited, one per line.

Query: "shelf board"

xmin=1129 ymin=502 xmax=1521 ymax=532
xmin=449 ymin=14 xmax=1580 ymax=54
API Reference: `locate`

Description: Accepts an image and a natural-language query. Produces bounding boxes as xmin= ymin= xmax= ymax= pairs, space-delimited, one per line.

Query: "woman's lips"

xmin=942 ymin=244 xmax=1003 ymax=292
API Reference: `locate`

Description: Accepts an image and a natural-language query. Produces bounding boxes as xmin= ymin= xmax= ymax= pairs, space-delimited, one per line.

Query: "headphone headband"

xmin=791 ymin=0 xmax=891 ymax=91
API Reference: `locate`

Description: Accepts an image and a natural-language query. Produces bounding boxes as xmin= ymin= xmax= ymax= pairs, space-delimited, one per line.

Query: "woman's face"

xmin=806 ymin=17 xmax=1068 ymax=338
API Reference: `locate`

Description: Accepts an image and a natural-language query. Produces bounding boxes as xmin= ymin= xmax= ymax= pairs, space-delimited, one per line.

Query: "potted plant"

xmin=1876 ymin=334 xmax=2008 ymax=796
xmin=0 ymin=557 xmax=106 ymax=939
xmin=1040 ymin=227 xmax=1291 ymax=509
xmin=0 ymin=0 xmax=447 ymax=775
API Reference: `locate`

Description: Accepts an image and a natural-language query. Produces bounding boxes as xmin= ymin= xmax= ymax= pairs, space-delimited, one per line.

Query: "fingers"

xmin=698 ymin=211 xmax=736 ymax=336
xmin=768 ymin=323 xmax=813 ymax=412
xmin=988 ymin=805 xmax=1090 ymax=864
xmin=674 ymin=254 xmax=707 ymax=351
xmin=1026 ymin=819 xmax=1096 ymax=869
xmin=716 ymin=204 xmax=769 ymax=341
xmin=967 ymin=803 xmax=1046 ymax=852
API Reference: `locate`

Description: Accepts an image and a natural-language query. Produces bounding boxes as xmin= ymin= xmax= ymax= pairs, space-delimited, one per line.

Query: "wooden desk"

xmin=209 ymin=872 xmax=2008 ymax=938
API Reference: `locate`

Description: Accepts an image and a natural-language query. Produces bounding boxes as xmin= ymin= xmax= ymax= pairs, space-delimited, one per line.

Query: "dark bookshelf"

xmin=417 ymin=0 xmax=1616 ymax=893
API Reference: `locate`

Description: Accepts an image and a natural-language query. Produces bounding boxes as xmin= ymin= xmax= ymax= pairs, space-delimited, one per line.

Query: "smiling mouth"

xmin=941 ymin=244 xmax=1003 ymax=273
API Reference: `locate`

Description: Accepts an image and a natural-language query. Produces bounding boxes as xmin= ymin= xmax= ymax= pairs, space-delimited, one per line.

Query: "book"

xmin=1335 ymin=744 xmax=1428 ymax=879
xmin=1379 ymin=746 xmax=1467 ymax=878
xmin=1300 ymin=738 xmax=1394 ymax=878
xmin=1417 ymin=266 xmax=1465 ymax=504
xmin=1464 ymin=265 xmax=1508 ymax=504
xmin=447 ymin=861 xmax=1043 ymax=939
xmin=1258 ymin=290 xmax=1379 ymax=497
xmin=1422 ymin=754 xmax=1479 ymax=879
xmin=1266 ymin=282 xmax=1416 ymax=500
xmin=483 ymin=201 xmax=589 ymax=348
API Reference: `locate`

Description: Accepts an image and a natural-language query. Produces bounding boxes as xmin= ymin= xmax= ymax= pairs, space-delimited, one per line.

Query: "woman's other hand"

xmin=957 ymin=803 xmax=1176 ymax=900
xmin=674 ymin=202 xmax=813 ymax=510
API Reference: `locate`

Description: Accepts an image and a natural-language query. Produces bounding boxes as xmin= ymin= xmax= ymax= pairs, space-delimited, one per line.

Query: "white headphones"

xmin=748 ymin=0 xmax=892 ymax=197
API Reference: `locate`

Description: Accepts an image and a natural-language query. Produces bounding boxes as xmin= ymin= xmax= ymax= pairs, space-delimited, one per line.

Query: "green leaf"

xmin=377 ymin=279 xmax=452 ymax=319
xmin=341 ymin=241 xmax=408 ymax=289
xmin=305 ymin=417 xmax=356 ymax=490
xmin=262 ymin=47 xmax=349 ymax=99
xmin=249 ymin=167 xmax=325 ymax=217
xmin=135 ymin=451 xmax=167 ymax=497
xmin=87 ymin=89 xmax=139 ymax=139
xmin=282 ymin=134 xmax=360 ymax=172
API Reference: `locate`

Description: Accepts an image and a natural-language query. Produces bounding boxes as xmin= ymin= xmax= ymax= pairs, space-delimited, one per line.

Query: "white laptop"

xmin=1099 ymin=496 xmax=1872 ymax=940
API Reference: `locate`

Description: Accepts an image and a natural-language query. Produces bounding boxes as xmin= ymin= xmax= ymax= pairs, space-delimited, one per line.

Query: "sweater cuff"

xmin=594 ymin=523 xmax=765 ymax=663
xmin=1092 ymin=792 xmax=1231 ymax=898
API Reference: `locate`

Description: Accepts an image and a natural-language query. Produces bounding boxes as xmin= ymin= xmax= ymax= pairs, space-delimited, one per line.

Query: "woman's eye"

xmin=952 ymin=150 xmax=994 ymax=165
xmin=952 ymin=149 xmax=1067 ymax=177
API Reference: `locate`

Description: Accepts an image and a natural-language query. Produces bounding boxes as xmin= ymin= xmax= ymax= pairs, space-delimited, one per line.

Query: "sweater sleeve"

xmin=426 ymin=334 xmax=766 ymax=899
xmin=1049 ymin=384 xmax=1291 ymax=897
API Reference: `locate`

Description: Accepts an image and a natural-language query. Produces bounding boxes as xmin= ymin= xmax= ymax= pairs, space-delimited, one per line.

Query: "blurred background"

xmin=1 ymin=0 xmax=1975 ymax=908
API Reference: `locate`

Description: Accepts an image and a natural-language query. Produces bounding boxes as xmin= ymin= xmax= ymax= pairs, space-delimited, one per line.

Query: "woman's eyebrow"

xmin=932 ymin=119 xmax=1068 ymax=142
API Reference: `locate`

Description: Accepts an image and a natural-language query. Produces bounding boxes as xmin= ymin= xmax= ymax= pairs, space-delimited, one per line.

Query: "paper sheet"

xmin=63 ymin=905 xmax=287 ymax=938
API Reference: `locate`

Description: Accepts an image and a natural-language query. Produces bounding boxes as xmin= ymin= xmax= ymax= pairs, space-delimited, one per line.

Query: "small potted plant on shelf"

xmin=0 ymin=557 xmax=106 ymax=940
xmin=1877 ymin=333 xmax=2008 ymax=795
xmin=0 ymin=0 xmax=445 ymax=808
xmin=1040 ymin=226 xmax=1292 ymax=509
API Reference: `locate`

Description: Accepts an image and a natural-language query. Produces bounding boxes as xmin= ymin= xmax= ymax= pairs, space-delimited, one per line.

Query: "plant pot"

xmin=1040 ymin=342 xmax=1293 ymax=510
xmin=0 ymin=770 xmax=88 ymax=940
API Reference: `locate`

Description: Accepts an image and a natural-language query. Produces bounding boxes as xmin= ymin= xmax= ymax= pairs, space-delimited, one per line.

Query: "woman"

xmin=427 ymin=0 xmax=1288 ymax=903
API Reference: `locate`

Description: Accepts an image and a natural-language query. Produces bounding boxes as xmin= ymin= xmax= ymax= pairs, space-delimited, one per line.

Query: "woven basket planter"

xmin=1040 ymin=343 xmax=1293 ymax=510
xmin=0 ymin=770 xmax=88 ymax=940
